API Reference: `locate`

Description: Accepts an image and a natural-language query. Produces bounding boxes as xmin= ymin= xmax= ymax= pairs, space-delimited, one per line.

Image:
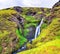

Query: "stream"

xmin=12 ymin=18 xmax=44 ymax=54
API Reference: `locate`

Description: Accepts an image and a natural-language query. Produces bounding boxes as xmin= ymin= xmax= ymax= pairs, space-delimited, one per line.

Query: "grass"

xmin=0 ymin=46 xmax=2 ymax=53
xmin=16 ymin=29 xmax=27 ymax=46
xmin=41 ymin=23 xmax=48 ymax=30
xmin=17 ymin=39 xmax=60 ymax=54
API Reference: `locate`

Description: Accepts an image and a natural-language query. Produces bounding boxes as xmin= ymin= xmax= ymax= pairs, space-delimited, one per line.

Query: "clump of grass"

xmin=16 ymin=29 xmax=27 ymax=46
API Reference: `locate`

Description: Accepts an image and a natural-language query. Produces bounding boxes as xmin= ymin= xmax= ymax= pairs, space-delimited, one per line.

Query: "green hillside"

xmin=0 ymin=1 xmax=60 ymax=54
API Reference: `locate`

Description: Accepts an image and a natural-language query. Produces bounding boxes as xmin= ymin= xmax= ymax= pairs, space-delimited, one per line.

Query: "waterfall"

xmin=29 ymin=18 xmax=44 ymax=43
xmin=34 ymin=18 xmax=44 ymax=39
xmin=13 ymin=18 xmax=44 ymax=54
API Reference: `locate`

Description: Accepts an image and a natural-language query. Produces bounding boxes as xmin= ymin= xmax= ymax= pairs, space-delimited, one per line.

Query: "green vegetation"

xmin=16 ymin=29 xmax=27 ymax=46
xmin=0 ymin=46 xmax=2 ymax=53
xmin=0 ymin=9 xmax=21 ymax=54
xmin=18 ymin=39 xmax=60 ymax=54
xmin=21 ymin=15 xmax=39 ymax=28
xmin=20 ymin=15 xmax=40 ymax=37
xmin=41 ymin=23 xmax=48 ymax=30
xmin=0 ymin=1 xmax=60 ymax=54
xmin=17 ymin=18 xmax=60 ymax=54
xmin=0 ymin=9 xmax=17 ymax=18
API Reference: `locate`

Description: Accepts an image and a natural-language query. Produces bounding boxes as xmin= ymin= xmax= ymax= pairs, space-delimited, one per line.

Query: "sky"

xmin=0 ymin=0 xmax=59 ymax=9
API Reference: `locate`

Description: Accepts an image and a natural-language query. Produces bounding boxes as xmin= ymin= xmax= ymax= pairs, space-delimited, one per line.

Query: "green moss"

xmin=22 ymin=15 xmax=39 ymax=23
xmin=25 ymin=23 xmax=36 ymax=28
xmin=41 ymin=23 xmax=47 ymax=30
xmin=16 ymin=29 xmax=27 ymax=46
xmin=0 ymin=30 xmax=10 ymax=38
xmin=0 ymin=9 xmax=17 ymax=18
xmin=0 ymin=46 xmax=2 ymax=53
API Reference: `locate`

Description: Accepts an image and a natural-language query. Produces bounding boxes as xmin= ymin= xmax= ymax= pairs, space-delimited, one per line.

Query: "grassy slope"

xmin=18 ymin=39 xmax=60 ymax=54
xmin=0 ymin=9 xmax=21 ymax=54
xmin=17 ymin=17 xmax=60 ymax=54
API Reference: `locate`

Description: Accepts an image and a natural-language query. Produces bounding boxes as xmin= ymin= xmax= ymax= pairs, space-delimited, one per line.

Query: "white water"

xmin=34 ymin=18 xmax=44 ymax=39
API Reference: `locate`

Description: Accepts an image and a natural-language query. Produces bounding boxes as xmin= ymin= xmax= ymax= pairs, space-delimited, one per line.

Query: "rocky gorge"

xmin=0 ymin=1 xmax=60 ymax=54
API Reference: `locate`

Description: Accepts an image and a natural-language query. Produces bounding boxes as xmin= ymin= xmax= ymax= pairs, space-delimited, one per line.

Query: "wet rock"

xmin=26 ymin=26 xmax=36 ymax=41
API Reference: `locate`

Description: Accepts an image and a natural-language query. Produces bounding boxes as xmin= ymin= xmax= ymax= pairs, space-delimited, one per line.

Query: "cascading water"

xmin=13 ymin=18 xmax=44 ymax=54
xmin=34 ymin=18 xmax=44 ymax=39
xmin=29 ymin=18 xmax=44 ymax=42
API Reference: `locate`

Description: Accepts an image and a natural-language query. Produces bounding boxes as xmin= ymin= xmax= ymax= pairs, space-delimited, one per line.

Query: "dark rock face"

xmin=13 ymin=6 xmax=23 ymax=13
xmin=26 ymin=11 xmax=36 ymax=16
xmin=52 ymin=1 xmax=60 ymax=8
xmin=52 ymin=1 xmax=60 ymax=13
xmin=26 ymin=26 xmax=36 ymax=41
xmin=11 ymin=14 xmax=24 ymax=36
xmin=52 ymin=1 xmax=60 ymax=18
